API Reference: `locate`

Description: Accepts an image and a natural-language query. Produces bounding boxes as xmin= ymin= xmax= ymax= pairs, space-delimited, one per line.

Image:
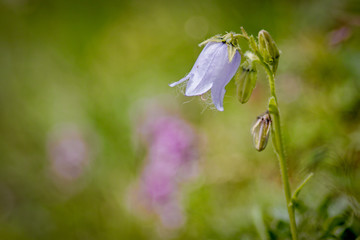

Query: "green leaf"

xmin=290 ymin=172 xmax=314 ymax=206
xmin=268 ymin=97 xmax=278 ymax=116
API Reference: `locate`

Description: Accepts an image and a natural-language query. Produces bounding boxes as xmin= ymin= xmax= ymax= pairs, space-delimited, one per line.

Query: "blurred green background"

xmin=1 ymin=0 xmax=360 ymax=239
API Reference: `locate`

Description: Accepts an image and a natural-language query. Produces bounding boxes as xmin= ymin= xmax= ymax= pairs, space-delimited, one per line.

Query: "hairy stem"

xmin=263 ymin=62 xmax=298 ymax=240
xmin=237 ymin=31 xmax=298 ymax=239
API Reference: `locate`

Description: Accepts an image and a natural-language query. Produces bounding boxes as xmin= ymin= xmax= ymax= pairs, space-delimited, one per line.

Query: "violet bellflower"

xmin=170 ymin=36 xmax=241 ymax=111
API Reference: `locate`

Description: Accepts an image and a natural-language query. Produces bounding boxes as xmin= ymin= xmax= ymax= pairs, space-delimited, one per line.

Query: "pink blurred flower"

xmin=47 ymin=125 xmax=90 ymax=182
xmin=128 ymin=105 xmax=200 ymax=230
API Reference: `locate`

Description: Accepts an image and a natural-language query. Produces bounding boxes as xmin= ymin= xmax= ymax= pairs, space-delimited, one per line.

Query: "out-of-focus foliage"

xmin=0 ymin=0 xmax=359 ymax=239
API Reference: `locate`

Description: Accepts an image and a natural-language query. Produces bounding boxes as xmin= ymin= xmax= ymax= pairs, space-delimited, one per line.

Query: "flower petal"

xmin=169 ymin=73 xmax=192 ymax=87
xmin=185 ymin=42 xmax=225 ymax=96
xmin=211 ymin=50 xmax=241 ymax=111
xmin=169 ymin=42 xmax=216 ymax=88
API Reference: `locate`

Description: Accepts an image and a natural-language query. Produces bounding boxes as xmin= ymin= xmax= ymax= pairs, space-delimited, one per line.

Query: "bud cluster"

xmin=229 ymin=29 xmax=280 ymax=152
xmin=232 ymin=30 xmax=280 ymax=105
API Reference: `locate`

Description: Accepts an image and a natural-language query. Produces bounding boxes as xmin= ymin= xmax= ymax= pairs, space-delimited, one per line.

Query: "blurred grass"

xmin=0 ymin=0 xmax=359 ymax=239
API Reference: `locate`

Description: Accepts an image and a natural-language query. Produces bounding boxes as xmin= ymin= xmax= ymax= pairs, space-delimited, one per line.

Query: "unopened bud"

xmin=235 ymin=60 xmax=257 ymax=104
xmin=251 ymin=111 xmax=272 ymax=151
xmin=258 ymin=30 xmax=280 ymax=72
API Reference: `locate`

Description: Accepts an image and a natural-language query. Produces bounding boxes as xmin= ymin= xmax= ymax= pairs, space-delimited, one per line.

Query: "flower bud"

xmin=251 ymin=111 xmax=272 ymax=151
xmin=258 ymin=30 xmax=280 ymax=72
xmin=235 ymin=60 xmax=257 ymax=104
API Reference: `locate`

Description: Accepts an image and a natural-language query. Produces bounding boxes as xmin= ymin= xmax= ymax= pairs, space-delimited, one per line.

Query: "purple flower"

xmin=127 ymin=104 xmax=200 ymax=230
xmin=170 ymin=42 xmax=241 ymax=111
xmin=139 ymin=115 xmax=199 ymax=201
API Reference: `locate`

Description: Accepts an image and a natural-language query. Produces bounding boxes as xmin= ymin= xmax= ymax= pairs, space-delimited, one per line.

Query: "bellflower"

xmin=170 ymin=36 xmax=241 ymax=111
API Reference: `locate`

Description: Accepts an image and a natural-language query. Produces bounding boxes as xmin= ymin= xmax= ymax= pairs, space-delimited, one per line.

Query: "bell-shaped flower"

xmin=169 ymin=41 xmax=241 ymax=111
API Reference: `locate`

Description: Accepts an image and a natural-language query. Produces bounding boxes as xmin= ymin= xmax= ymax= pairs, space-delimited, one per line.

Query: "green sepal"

xmin=199 ymin=35 xmax=223 ymax=47
xmin=227 ymin=44 xmax=237 ymax=63
xmin=240 ymin=26 xmax=249 ymax=38
xmin=199 ymin=32 xmax=242 ymax=63
xmin=249 ymin=35 xmax=258 ymax=53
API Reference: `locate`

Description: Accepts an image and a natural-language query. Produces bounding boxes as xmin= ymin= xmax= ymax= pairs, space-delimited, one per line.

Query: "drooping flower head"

xmin=170 ymin=33 xmax=242 ymax=111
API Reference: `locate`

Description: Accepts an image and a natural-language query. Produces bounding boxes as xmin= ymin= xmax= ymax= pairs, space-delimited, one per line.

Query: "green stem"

xmin=237 ymin=31 xmax=298 ymax=239
xmin=262 ymin=62 xmax=298 ymax=240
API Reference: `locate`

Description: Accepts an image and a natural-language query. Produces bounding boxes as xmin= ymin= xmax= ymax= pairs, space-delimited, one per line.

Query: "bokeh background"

xmin=1 ymin=0 xmax=360 ymax=239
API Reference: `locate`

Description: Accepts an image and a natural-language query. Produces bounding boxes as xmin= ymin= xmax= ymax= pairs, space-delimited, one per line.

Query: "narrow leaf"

xmin=290 ymin=172 xmax=314 ymax=206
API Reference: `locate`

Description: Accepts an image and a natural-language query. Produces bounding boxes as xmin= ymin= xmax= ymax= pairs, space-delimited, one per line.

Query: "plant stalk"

xmin=237 ymin=31 xmax=298 ymax=239
xmin=263 ymin=64 xmax=298 ymax=240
